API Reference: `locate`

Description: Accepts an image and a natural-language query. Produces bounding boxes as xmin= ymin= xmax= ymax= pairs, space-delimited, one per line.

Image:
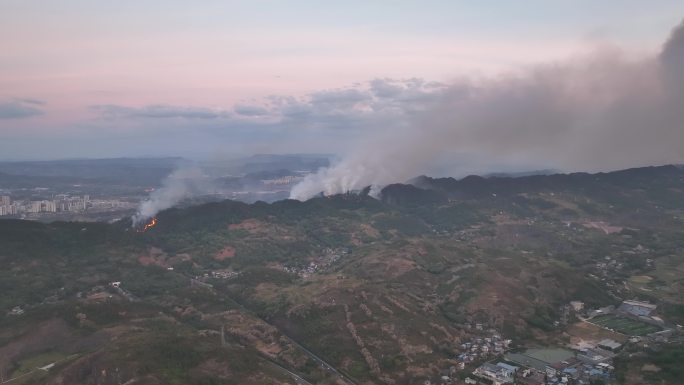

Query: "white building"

xmin=570 ymin=301 xmax=585 ymax=312
xmin=42 ymin=200 xmax=57 ymax=212
xmin=474 ymin=362 xmax=516 ymax=385
xmin=27 ymin=201 xmax=42 ymax=213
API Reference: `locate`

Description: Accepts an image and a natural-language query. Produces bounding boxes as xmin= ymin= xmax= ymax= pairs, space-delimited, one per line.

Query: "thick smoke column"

xmin=132 ymin=167 xmax=210 ymax=226
xmin=291 ymin=20 xmax=684 ymax=201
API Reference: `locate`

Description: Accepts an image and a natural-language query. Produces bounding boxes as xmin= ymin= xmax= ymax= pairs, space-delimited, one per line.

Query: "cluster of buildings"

xmin=590 ymin=256 xmax=625 ymax=281
xmin=456 ymin=330 xmax=513 ymax=364
xmin=260 ymin=175 xmax=304 ymax=186
xmin=7 ymin=306 xmax=25 ymax=316
xmin=284 ymin=261 xmax=321 ymax=277
xmin=459 ymin=299 xmax=675 ymax=385
xmin=284 ymin=247 xmax=349 ymax=278
xmin=425 ymin=327 xmax=512 ymax=385
xmin=199 ymin=269 xmax=239 ymax=280
xmin=209 ymin=270 xmax=239 ymax=279
xmin=469 ymin=346 xmax=618 ymax=385
xmin=587 ymin=299 xmax=669 ymax=333
xmin=0 ymin=194 xmax=89 ymax=216
xmin=190 ymin=269 xmax=240 ymax=289
xmin=473 ymin=362 xmax=517 ymax=385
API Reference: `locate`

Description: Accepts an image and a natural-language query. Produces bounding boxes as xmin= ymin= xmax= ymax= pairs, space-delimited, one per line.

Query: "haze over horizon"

xmin=2 ymin=1 xmax=683 ymax=188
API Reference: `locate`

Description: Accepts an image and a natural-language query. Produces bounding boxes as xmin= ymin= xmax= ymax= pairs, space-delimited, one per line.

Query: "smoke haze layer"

xmin=290 ymin=20 xmax=684 ymax=201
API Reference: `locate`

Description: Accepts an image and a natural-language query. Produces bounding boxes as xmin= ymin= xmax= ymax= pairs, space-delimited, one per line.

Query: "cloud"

xmin=369 ymin=78 xmax=444 ymax=102
xmin=85 ymin=80 xmax=448 ymax=139
xmin=260 ymin=80 xmax=444 ymax=133
xmin=91 ymin=104 xmax=231 ymax=120
xmin=369 ymin=78 xmax=404 ymax=98
xmin=234 ymin=104 xmax=270 ymax=117
xmin=0 ymin=99 xmax=44 ymax=119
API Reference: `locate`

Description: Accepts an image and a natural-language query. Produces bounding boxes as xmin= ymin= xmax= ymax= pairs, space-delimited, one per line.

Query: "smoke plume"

xmin=132 ymin=167 xmax=211 ymax=226
xmin=290 ymin=20 xmax=684 ymax=200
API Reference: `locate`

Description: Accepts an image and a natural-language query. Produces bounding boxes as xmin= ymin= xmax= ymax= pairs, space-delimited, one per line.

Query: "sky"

xmin=0 ymin=1 xmax=682 ymax=162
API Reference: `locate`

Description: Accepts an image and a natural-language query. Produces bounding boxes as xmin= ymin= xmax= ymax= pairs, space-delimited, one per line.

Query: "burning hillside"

xmin=137 ymin=217 xmax=158 ymax=233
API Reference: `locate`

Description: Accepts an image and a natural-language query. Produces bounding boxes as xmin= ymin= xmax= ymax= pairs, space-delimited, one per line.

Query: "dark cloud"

xmin=0 ymin=99 xmax=44 ymax=119
xmin=233 ymin=104 xmax=270 ymax=117
xmin=280 ymin=102 xmax=314 ymax=119
xmin=92 ymin=104 xmax=231 ymax=119
xmin=370 ymin=78 xmax=405 ymax=98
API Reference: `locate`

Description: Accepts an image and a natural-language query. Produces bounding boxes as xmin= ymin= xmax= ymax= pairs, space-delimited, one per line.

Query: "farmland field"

xmin=626 ymin=254 xmax=684 ymax=304
xmin=589 ymin=315 xmax=661 ymax=336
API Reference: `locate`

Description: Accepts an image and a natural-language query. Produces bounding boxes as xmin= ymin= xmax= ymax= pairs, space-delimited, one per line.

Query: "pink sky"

xmin=0 ymin=1 xmax=681 ymax=159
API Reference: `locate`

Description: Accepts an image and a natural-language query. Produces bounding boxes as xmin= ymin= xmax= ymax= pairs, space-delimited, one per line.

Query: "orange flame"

xmin=138 ymin=217 xmax=158 ymax=232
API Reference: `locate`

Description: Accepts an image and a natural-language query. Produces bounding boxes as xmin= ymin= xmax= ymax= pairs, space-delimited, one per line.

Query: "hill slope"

xmin=1 ymin=165 xmax=683 ymax=384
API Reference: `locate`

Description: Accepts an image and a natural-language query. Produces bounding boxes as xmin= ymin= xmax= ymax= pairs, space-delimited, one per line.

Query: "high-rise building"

xmin=28 ymin=201 xmax=42 ymax=213
xmin=0 ymin=195 xmax=10 ymax=206
xmin=42 ymin=200 xmax=57 ymax=212
xmin=57 ymin=201 xmax=68 ymax=211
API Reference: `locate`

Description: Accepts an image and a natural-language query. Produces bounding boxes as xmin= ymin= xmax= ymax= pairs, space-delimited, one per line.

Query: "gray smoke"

xmin=132 ymin=166 xmax=212 ymax=226
xmin=290 ymin=20 xmax=684 ymax=200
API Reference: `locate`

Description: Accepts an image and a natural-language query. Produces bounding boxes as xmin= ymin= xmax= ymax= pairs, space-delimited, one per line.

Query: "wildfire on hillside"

xmin=137 ymin=217 xmax=158 ymax=233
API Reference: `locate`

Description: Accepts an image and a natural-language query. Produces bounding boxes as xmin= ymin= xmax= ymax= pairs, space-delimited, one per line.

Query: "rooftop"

xmin=621 ymin=300 xmax=657 ymax=309
xmin=598 ymin=339 xmax=622 ymax=350
xmin=496 ymin=362 xmax=518 ymax=372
